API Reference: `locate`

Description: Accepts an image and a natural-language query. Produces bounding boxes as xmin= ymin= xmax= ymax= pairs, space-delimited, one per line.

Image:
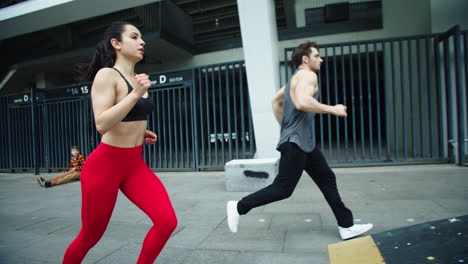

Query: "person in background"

xmin=35 ymin=145 xmax=85 ymax=188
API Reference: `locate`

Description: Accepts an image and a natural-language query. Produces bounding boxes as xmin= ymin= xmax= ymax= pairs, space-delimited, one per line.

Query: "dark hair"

xmin=77 ymin=21 xmax=132 ymax=81
xmin=291 ymin=41 xmax=318 ymax=68
xmin=71 ymin=146 xmax=80 ymax=151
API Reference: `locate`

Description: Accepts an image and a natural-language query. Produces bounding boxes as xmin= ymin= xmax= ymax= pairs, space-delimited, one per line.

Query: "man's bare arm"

xmin=293 ymin=71 xmax=347 ymax=117
xmin=272 ymin=86 xmax=285 ymax=125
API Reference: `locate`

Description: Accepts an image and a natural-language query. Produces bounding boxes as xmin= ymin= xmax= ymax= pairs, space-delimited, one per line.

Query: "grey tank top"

xmin=276 ymin=69 xmax=320 ymax=153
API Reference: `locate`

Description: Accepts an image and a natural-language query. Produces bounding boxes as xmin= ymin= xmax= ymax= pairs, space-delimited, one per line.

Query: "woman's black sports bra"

xmin=112 ymin=68 xmax=155 ymax=122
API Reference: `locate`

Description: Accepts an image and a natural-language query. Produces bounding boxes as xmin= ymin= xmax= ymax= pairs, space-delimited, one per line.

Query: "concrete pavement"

xmin=1 ymin=164 xmax=467 ymax=263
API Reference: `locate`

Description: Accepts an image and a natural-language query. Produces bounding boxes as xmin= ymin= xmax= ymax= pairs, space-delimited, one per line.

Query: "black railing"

xmin=0 ymin=61 xmax=254 ymax=171
xmin=283 ymin=27 xmax=467 ymax=165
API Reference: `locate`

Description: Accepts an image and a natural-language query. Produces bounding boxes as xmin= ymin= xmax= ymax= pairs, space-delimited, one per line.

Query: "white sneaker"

xmin=227 ymin=201 xmax=240 ymax=233
xmin=35 ymin=175 xmax=45 ymax=187
xmin=338 ymin=223 xmax=373 ymax=240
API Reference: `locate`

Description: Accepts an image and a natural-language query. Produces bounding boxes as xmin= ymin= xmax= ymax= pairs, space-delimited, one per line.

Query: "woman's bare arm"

xmin=91 ymin=68 xmax=141 ymax=134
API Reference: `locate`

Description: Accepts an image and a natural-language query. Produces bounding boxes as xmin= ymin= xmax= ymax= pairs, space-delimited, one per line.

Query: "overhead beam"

xmin=0 ymin=0 xmax=162 ymax=40
xmin=0 ymin=69 xmax=17 ymax=91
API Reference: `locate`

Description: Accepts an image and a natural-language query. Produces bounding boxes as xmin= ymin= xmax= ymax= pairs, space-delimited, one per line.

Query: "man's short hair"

xmin=71 ymin=146 xmax=80 ymax=151
xmin=292 ymin=41 xmax=318 ymax=68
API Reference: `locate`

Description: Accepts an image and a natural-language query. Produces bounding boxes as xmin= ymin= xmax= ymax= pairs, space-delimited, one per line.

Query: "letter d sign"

xmin=160 ymin=75 xmax=167 ymax=84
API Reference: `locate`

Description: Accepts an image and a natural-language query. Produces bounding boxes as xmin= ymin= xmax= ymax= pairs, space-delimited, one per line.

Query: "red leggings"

xmin=63 ymin=143 xmax=177 ymax=264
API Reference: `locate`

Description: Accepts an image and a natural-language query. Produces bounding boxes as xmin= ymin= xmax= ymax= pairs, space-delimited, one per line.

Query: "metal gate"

xmin=0 ymin=96 xmax=9 ymax=170
xmin=7 ymin=103 xmax=37 ymax=169
xmin=434 ymin=25 xmax=467 ymax=166
xmin=283 ymin=27 xmax=467 ymax=165
xmin=145 ymin=81 xmax=196 ymax=171
xmin=193 ymin=62 xmax=255 ymax=170
xmin=42 ymin=97 xmax=95 ymax=169
xmin=144 ymin=63 xmax=255 ymax=171
xmin=0 ymin=61 xmax=256 ymax=171
xmin=1 ymin=94 xmax=95 ymax=171
xmin=2 ymin=28 xmax=466 ymax=171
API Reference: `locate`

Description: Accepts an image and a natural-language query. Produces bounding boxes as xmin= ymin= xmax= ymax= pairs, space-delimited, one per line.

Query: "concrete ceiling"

xmin=0 ymin=0 xmax=162 ymax=40
xmin=0 ymin=34 xmax=192 ymax=93
xmin=0 ymin=0 xmax=254 ymax=93
xmin=0 ymin=0 xmax=195 ymax=93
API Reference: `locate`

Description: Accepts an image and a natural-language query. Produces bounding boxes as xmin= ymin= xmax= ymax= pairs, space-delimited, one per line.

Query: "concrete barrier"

xmin=224 ymin=158 xmax=279 ymax=192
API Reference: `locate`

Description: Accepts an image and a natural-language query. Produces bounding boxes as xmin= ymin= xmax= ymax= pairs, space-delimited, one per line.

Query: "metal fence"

xmin=194 ymin=62 xmax=255 ymax=170
xmin=434 ymin=26 xmax=467 ymax=166
xmin=0 ymin=96 xmax=9 ymax=169
xmin=143 ymin=61 xmax=255 ymax=171
xmin=0 ymin=61 xmax=255 ymax=171
xmin=2 ymin=28 xmax=466 ymax=171
xmin=42 ymin=97 xmax=95 ymax=169
xmin=283 ymin=26 xmax=467 ymax=165
xmin=144 ymin=82 xmax=195 ymax=170
xmin=0 ymin=95 xmax=96 ymax=171
xmin=7 ymin=103 xmax=36 ymax=169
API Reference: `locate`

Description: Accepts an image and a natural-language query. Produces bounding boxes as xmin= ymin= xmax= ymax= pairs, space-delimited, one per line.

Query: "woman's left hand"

xmin=144 ymin=130 xmax=158 ymax=145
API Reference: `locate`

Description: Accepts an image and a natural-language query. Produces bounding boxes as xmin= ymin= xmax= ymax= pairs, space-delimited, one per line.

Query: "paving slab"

xmin=0 ymin=164 xmax=466 ymax=263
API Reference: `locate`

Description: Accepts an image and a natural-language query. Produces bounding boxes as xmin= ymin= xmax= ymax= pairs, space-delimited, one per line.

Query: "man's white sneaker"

xmin=338 ymin=223 xmax=373 ymax=240
xmin=227 ymin=201 xmax=240 ymax=233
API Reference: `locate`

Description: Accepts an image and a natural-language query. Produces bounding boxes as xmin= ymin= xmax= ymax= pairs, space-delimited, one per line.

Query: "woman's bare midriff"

xmin=100 ymin=120 xmax=148 ymax=147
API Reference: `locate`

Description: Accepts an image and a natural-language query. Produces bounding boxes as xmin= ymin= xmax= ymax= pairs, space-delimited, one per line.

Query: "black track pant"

xmin=237 ymin=142 xmax=354 ymax=228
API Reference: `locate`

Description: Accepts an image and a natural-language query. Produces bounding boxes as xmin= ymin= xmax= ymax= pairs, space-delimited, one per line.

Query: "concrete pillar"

xmin=237 ymin=0 xmax=280 ymax=158
xmin=35 ymin=72 xmax=46 ymax=89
